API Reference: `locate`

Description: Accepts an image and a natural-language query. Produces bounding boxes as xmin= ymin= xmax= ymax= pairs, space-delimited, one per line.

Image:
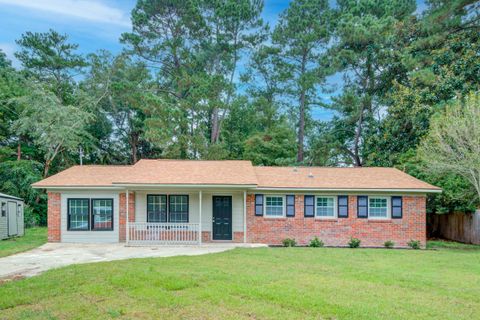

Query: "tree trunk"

xmin=297 ymin=52 xmax=308 ymax=163
xmin=17 ymin=141 xmax=21 ymax=161
xmin=130 ymin=132 xmax=139 ymax=164
xmin=211 ymin=107 xmax=219 ymax=144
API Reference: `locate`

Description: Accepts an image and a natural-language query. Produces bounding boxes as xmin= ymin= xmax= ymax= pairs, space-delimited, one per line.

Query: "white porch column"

xmin=199 ymin=190 xmax=202 ymax=245
xmin=126 ymin=189 xmax=129 ymax=244
xmin=243 ymin=190 xmax=247 ymax=243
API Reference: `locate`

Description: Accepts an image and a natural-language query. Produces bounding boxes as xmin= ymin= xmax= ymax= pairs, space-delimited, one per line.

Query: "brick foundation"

xmin=47 ymin=192 xmax=61 ymax=242
xmin=201 ymin=231 xmax=245 ymax=243
xmin=246 ymin=194 xmax=426 ymax=247
xmin=119 ymin=192 xmax=135 ymax=242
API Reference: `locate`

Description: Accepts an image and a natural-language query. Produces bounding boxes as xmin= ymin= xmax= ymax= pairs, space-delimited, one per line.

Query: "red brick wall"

xmin=246 ymin=194 xmax=426 ymax=247
xmin=119 ymin=192 xmax=135 ymax=242
xmin=47 ymin=192 xmax=61 ymax=242
xmin=201 ymin=231 xmax=244 ymax=243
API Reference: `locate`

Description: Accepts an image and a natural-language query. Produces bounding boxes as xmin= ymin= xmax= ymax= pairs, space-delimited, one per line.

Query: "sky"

xmin=0 ymin=0 xmax=426 ymax=121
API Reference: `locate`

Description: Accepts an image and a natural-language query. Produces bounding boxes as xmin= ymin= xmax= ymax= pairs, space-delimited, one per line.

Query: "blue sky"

xmin=0 ymin=0 xmax=426 ymax=121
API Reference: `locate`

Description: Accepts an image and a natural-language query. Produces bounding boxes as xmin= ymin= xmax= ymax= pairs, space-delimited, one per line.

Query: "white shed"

xmin=0 ymin=192 xmax=24 ymax=240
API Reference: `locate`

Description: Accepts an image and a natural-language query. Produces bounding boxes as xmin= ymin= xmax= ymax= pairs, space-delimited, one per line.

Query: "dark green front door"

xmin=212 ymin=196 xmax=232 ymax=240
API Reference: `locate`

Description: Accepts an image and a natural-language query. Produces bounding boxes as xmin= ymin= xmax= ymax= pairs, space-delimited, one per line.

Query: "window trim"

xmin=315 ymin=196 xmax=337 ymax=219
xmin=168 ymin=194 xmax=190 ymax=223
xmin=67 ymin=198 xmax=90 ymax=231
xmin=368 ymin=196 xmax=390 ymax=220
xmin=1 ymin=202 xmax=6 ymax=217
xmin=91 ymin=198 xmax=114 ymax=231
xmin=264 ymin=194 xmax=286 ymax=218
xmin=146 ymin=194 xmax=168 ymax=223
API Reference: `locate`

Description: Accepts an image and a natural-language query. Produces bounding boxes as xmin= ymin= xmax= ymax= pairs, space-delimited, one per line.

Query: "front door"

xmin=8 ymin=201 xmax=17 ymax=236
xmin=212 ymin=196 xmax=232 ymax=240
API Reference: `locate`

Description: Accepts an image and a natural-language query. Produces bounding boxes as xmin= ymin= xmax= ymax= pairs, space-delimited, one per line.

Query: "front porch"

xmin=121 ymin=189 xmax=248 ymax=245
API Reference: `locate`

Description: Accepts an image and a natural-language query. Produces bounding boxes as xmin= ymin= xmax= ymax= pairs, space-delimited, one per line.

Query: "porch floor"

xmin=0 ymin=242 xmax=267 ymax=281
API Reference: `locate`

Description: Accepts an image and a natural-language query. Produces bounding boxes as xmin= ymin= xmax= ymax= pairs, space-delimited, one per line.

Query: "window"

xmin=1 ymin=202 xmax=5 ymax=217
xmin=369 ymin=197 xmax=388 ymax=218
xmin=316 ymin=197 xmax=335 ymax=218
xmin=169 ymin=195 xmax=189 ymax=222
xmin=265 ymin=196 xmax=284 ymax=217
xmin=68 ymin=199 xmax=90 ymax=230
xmin=147 ymin=195 xmax=167 ymax=222
xmin=92 ymin=199 xmax=113 ymax=230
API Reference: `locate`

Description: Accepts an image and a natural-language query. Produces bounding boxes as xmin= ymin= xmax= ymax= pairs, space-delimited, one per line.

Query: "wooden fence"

xmin=428 ymin=210 xmax=480 ymax=244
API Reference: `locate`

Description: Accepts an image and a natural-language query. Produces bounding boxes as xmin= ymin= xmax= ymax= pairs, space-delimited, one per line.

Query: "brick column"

xmin=119 ymin=192 xmax=135 ymax=242
xmin=47 ymin=192 xmax=61 ymax=242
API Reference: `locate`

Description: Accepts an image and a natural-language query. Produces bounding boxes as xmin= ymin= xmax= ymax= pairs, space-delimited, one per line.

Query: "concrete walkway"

xmin=0 ymin=242 xmax=266 ymax=281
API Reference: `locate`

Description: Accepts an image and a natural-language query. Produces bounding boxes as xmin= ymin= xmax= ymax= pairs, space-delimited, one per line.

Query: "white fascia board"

xmin=253 ymin=187 xmax=442 ymax=194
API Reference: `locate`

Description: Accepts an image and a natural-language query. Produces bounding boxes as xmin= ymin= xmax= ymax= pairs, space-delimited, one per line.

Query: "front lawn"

xmin=0 ymin=227 xmax=47 ymax=258
xmin=1 ymin=244 xmax=479 ymax=319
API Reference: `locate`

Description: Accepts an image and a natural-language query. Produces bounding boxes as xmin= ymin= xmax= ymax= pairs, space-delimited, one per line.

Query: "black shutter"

xmin=338 ymin=195 xmax=349 ymax=218
xmin=286 ymin=195 xmax=295 ymax=217
xmin=304 ymin=195 xmax=315 ymax=217
xmin=391 ymin=196 xmax=402 ymax=219
xmin=255 ymin=194 xmax=264 ymax=216
xmin=357 ymin=196 xmax=368 ymax=218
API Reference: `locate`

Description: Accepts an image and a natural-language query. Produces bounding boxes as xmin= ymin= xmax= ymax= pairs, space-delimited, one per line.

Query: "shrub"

xmin=407 ymin=240 xmax=421 ymax=249
xmin=309 ymin=237 xmax=324 ymax=248
xmin=384 ymin=240 xmax=395 ymax=249
xmin=282 ymin=238 xmax=297 ymax=247
xmin=348 ymin=237 xmax=361 ymax=248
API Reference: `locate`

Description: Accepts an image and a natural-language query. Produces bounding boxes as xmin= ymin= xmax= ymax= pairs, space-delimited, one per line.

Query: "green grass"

xmin=1 ymin=243 xmax=480 ymax=319
xmin=427 ymin=239 xmax=480 ymax=250
xmin=0 ymin=227 xmax=47 ymax=258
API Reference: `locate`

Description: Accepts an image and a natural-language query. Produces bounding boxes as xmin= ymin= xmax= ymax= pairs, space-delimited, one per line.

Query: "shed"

xmin=0 ymin=192 xmax=24 ymax=240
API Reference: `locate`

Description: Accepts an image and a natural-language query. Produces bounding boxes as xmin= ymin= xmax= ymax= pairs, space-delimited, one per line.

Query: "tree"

xmin=269 ymin=0 xmax=333 ymax=163
xmin=15 ymin=29 xmax=86 ymax=104
xmin=13 ymin=83 xmax=93 ymax=178
xmin=121 ymin=0 xmax=264 ymax=158
xmin=324 ymin=0 xmax=416 ymax=166
xmin=418 ymin=92 xmax=480 ymax=202
xmin=84 ymin=51 xmax=159 ymax=164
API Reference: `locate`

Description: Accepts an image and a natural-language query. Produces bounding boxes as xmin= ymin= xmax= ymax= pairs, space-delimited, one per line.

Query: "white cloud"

xmin=0 ymin=0 xmax=130 ymax=26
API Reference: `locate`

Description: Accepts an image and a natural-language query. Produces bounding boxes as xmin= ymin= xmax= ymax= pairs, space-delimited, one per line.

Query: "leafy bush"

xmin=384 ymin=240 xmax=395 ymax=249
xmin=348 ymin=237 xmax=361 ymax=248
xmin=282 ymin=238 xmax=297 ymax=247
xmin=407 ymin=240 xmax=421 ymax=249
xmin=309 ymin=237 xmax=324 ymax=247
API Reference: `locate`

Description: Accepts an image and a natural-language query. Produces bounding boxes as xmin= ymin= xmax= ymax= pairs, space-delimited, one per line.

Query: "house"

xmin=32 ymin=159 xmax=441 ymax=247
xmin=0 ymin=192 xmax=24 ymax=240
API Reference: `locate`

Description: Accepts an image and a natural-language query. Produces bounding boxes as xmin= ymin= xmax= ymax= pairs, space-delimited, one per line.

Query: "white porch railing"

xmin=127 ymin=222 xmax=200 ymax=245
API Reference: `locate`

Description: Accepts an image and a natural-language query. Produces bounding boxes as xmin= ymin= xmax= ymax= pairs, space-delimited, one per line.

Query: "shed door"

xmin=8 ymin=201 xmax=17 ymax=236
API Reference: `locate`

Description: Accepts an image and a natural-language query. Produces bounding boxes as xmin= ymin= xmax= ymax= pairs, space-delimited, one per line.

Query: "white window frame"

xmin=368 ymin=196 xmax=390 ymax=219
xmin=315 ymin=196 xmax=337 ymax=219
xmin=264 ymin=195 xmax=286 ymax=218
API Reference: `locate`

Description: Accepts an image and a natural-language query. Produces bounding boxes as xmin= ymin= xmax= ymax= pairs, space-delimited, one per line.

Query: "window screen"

xmin=68 ymin=199 xmax=89 ymax=230
xmin=147 ymin=195 xmax=167 ymax=222
xmin=265 ymin=196 xmax=284 ymax=217
xmin=169 ymin=195 xmax=189 ymax=223
xmin=92 ymin=199 xmax=113 ymax=230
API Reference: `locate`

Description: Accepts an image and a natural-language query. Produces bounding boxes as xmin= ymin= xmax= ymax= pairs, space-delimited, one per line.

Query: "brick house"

xmin=32 ymin=159 xmax=440 ymax=247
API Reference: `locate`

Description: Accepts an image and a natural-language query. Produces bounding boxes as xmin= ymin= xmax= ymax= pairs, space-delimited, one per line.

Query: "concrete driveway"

xmin=0 ymin=242 xmax=265 ymax=281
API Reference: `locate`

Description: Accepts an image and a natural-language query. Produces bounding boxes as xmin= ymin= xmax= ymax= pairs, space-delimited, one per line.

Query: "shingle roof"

xmin=31 ymin=159 xmax=441 ymax=192
xmin=253 ymin=166 xmax=440 ymax=191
